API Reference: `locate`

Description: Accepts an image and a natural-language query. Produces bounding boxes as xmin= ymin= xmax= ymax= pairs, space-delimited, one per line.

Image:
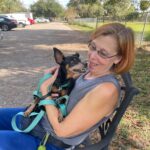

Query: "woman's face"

xmin=87 ymin=35 xmax=121 ymax=76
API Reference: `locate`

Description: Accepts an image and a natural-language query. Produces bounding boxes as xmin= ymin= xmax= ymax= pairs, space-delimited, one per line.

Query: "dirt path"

xmin=0 ymin=22 xmax=89 ymax=107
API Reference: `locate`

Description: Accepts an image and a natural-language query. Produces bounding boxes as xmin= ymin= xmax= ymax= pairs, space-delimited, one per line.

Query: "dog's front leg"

xmin=24 ymin=98 xmax=39 ymax=117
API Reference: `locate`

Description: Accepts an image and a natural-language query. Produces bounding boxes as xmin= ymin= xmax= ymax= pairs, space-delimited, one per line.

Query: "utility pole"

xmin=140 ymin=12 xmax=149 ymax=46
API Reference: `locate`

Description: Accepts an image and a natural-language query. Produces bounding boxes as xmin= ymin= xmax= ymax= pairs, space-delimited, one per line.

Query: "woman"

xmin=0 ymin=23 xmax=135 ymax=150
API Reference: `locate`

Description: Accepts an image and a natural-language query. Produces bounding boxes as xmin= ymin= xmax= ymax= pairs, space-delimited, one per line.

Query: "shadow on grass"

xmin=111 ymin=124 xmax=145 ymax=150
xmin=130 ymin=48 xmax=150 ymax=119
xmin=109 ymin=48 xmax=150 ymax=150
xmin=115 ymin=48 xmax=150 ymax=149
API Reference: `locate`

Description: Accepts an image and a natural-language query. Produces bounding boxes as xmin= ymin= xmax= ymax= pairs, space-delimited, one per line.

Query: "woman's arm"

xmin=44 ymin=82 xmax=119 ymax=138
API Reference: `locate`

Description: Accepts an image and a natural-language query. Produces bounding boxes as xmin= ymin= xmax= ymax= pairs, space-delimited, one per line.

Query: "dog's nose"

xmin=81 ymin=68 xmax=86 ymax=73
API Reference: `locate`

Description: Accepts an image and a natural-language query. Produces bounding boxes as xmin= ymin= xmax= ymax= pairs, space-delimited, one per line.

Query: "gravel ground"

xmin=0 ymin=22 xmax=89 ymax=107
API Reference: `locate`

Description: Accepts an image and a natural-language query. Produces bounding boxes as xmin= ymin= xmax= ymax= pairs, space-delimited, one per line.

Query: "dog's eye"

xmin=72 ymin=69 xmax=80 ymax=72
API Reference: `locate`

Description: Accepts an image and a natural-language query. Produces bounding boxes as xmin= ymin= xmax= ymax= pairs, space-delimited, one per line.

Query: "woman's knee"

xmin=0 ymin=131 xmax=63 ymax=150
xmin=0 ymin=107 xmax=25 ymax=130
xmin=0 ymin=131 xmax=39 ymax=150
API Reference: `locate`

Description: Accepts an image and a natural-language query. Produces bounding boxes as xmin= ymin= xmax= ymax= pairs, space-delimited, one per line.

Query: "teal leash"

xmin=11 ymin=99 xmax=57 ymax=132
xmin=11 ymin=72 xmax=70 ymax=150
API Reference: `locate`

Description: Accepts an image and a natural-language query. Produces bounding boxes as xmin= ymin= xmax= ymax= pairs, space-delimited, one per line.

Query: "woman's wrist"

xmin=41 ymin=91 xmax=48 ymax=96
xmin=40 ymin=86 xmax=48 ymax=96
xmin=40 ymin=84 xmax=45 ymax=93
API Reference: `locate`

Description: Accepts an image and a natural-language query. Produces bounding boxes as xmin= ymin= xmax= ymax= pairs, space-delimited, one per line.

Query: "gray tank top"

xmin=40 ymin=73 xmax=121 ymax=146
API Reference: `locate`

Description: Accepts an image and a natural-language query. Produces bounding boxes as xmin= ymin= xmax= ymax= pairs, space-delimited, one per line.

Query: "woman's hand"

xmin=44 ymin=66 xmax=59 ymax=75
xmin=40 ymin=66 xmax=59 ymax=96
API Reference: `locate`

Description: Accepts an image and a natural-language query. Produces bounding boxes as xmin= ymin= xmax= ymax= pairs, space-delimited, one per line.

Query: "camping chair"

xmin=74 ymin=72 xmax=139 ymax=150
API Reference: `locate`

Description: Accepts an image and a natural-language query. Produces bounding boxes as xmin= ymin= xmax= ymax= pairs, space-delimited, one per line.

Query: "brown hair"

xmin=91 ymin=23 xmax=135 ymax=74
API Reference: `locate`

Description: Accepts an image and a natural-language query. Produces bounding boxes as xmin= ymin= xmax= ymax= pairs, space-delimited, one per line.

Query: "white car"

xmin=17 ymin=19 xmax=30 ymax=27
xmin=35 ymin=18 xmax=49 ymax=23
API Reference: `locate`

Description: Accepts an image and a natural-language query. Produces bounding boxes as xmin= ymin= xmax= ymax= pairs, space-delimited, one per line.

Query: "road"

xmin=0 ymin=22 xmax=88 ymax=107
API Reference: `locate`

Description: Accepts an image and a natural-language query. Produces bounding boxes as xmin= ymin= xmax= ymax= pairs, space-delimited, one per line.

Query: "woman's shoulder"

xmin=82 ymin=74 xmax=120 ymax=103
xmin=93 ymin=74 xmax=121 ymax=93
xmin=87 ymin=80 xmax=119 ymax=98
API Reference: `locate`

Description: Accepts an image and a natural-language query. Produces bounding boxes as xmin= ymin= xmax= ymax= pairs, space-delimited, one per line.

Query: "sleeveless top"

xmin=21 ymin=73 xmax=121 ymax=146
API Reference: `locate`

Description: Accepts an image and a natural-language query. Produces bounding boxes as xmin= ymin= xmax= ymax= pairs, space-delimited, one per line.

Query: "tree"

xmin=80 ymin=0 xmax=99 ymax=4
xmin=64 ymin=7 xmax=78 ymax=21
xmin=104 ymin=0 xmax=132 ymax=20
xmin=125 ymin=12 xmax=139 ymax=21
xmin=31 ymin=0 xmax=64 ymax=18
xmin=139 ymin=0 xmax=150 ymax=45
xmin=67 ymin=0 xmax=79 ymax=7
xmin=67 ymin=0 xmax=104 ymax=18
xmin=140 ymin=0 xmax=150 ymax=12
xmin=124 ymin=4 xmax=138 ymax=21
xmin=0 ymin=0 xmax=26 ymax=13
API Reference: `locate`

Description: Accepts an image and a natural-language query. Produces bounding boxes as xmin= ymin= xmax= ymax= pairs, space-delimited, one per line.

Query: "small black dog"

xmin=24 ymin=47 xmax=87 ymax=116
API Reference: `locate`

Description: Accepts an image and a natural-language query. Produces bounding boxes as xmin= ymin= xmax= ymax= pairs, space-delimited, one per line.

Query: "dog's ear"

xmin=53 ymin=47 xmax=65 ymax=64
xmin=75 ymin=52 xmax=80 ymax=57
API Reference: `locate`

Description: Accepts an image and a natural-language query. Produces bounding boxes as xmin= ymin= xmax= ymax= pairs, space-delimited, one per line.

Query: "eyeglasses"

xmin=88 ymin=41 xmax=118 ymax=59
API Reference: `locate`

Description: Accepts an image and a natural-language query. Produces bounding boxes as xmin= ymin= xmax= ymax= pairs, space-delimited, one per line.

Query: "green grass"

xmin=67 ymin=22 xmax=150 ymax=149
xmin=68 ymin=22 xmax=94 ymax=32
xmin=125 ymin=22 xmax=150 ymax=33
xmin=125 ymin=22 xmax=150 ymax=42
xmin=145 ymin=32 xmax=150 ymax=41
xmin=115 ymin=49 xmax=150 ymax=149
xmin=69 ymin=21 xmax=150 ymax=41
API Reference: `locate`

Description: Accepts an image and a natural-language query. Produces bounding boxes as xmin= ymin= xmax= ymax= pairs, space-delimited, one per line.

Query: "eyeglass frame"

xmin=88 ymin=41 xmax=118 ymax=59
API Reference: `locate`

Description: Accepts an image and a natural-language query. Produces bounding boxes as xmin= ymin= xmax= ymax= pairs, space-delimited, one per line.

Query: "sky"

xmin=21 ymin=0 xmax=70 ymax=8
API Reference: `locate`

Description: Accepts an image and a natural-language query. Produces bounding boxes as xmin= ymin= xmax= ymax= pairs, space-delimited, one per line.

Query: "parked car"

xmin=0 ymin=16 xmax=17 ymax=31
xmin=17 ymin=22 xmax=26 ymax=28
xmin=0 ymin=13 xmax=30 ymax=27
xmin=2 ymin=16 xmax=26 ymax=28
xmin=34 ymin=17 xmax=49 ymax=23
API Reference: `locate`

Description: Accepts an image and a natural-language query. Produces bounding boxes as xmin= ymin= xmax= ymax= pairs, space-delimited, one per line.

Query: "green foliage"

xmin=0 ymin=0 xmax=26 ymax=13
xmin=67 ymin=0 xmax=140 ymax=19
xmin=67 ymin=0 xmax=104 ymax=18
xmin=104 ymin=0 xmax=132 ymax=19
xmin=81 ymin=0 xmax=99 ymax=4
xmin=125 ymin=12 xmax=140 ymax=21
xmin=124 ymin=5 xmax=138 ymax=21
xmin=78 ymin=4 xmax=104 ymax=18
xmin=67 ymin=0 xmax=99 ymax=7
xmin=64 ymin=7 xmax=78 ymax=21
xmin=31 ymin=0 xmax=64 ymax=18
xmin=78 ymin=4 xmax=89 ymax=17
xmin=87 ymin=3 xmax=104 ymax=18
xmin=66 ymin=0 xmax=149 ymax=21
xmin=67 ymin=0 xmax=79 ymax=7
xmin=140 ymin=0 xmax=150 ymax=11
